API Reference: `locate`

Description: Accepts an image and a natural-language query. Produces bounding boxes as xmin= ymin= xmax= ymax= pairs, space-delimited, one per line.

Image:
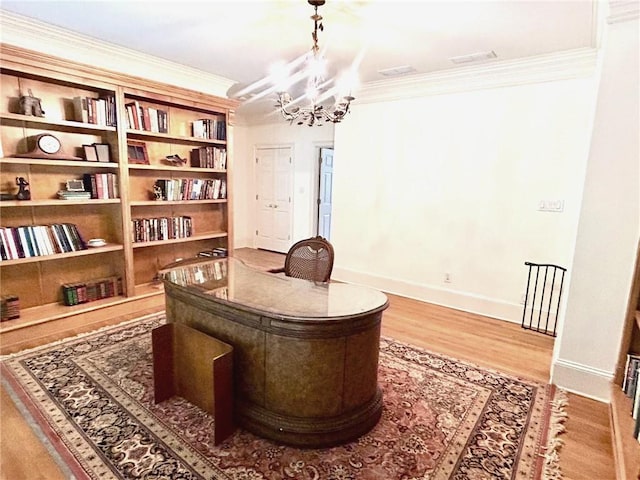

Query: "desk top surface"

xmin=162 ymin=257 xmax=389 ymax=319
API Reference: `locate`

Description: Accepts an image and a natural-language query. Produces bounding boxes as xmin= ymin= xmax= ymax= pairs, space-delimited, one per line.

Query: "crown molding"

xmin=607 ymin=0 xmax=640 ymax=24
xmin=355 ymin=48 xmax=598 ymax=105
xmin=0 ymin=10 xmax=236 ymax=98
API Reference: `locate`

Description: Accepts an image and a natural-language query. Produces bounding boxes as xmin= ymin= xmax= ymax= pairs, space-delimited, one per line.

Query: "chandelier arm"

xmin=275 ymin=0 xmax=354 ymax=126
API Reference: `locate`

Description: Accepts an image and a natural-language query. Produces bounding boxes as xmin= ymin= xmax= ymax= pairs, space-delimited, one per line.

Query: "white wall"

xmin=232 ymin=121 xmax=334 ymax=248
xmin=331 ymin=78 xmax=597 ymax=323
xmin=551 ymin=6 xmax=640 ymax=401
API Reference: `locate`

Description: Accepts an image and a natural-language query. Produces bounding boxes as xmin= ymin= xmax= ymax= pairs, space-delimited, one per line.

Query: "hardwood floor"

xmin=0 ymin=248 xmax=615 ymax=479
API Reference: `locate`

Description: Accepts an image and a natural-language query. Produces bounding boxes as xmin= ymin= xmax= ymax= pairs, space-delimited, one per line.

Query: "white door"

xmin=255 ymin=147 xmax=293 ymax=253
xmin=317 ymin=147 xmax=334 ymax=239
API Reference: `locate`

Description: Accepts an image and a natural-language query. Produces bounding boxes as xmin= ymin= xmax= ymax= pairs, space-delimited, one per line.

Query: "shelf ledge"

xmin=0 ymin=244 xmax=123 ymax=266
xmin=0 ymin=199 xmax=120 ymax=207
xmin=0 ymin=112 xmax=116 ymax=132
xmin=131 ymin=233 xmax=227 ymax=248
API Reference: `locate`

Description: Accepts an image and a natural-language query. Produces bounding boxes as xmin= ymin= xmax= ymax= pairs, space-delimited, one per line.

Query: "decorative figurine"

xmin=153 ymin=184 xmax=164 ymax=201
xmin=19 ymin=89 xmax=45 ymax=117
xmin=164 ymin=154 xmax=187 ymax=166
xmin=15 ymin=177 xmax=31 ymax=200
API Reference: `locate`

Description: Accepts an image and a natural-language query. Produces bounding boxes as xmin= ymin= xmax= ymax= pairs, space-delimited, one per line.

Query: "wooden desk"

xmin=162 ymin=257 xmax=389 ymax=447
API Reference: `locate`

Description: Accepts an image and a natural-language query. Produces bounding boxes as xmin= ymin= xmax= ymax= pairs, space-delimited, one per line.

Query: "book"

xmin=157 ymin=109 xmax=168 ymax=133
xmin=142 ymin=106 xmax=151 ymax=131
xmin=54 ymin=224 xmax=72 ymax=252
xmin=633 ymin=365 xmax=640 ymax=419
xmin=73 ymin=96 xmax=89 ymax=123
xmin=624 ymin=354 xmax=640 ymax=396
xmin=19 ymin=227 xmax=33 ymax=257
xmin=148 ymin=107 xmax=159 ymax=133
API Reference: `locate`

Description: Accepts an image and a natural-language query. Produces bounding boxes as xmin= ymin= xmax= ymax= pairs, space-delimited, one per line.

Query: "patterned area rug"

xmin=1 ymin=313 xmax=566 ymax=480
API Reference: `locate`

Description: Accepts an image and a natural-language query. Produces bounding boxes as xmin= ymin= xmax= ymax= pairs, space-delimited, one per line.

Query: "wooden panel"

xmin=610 ymin=387 xmax=640 ymax=480
xmin=152 ymin=322 xmax=234 ymax=444
xmin=265 ymin=335 xmax=345 ymax=417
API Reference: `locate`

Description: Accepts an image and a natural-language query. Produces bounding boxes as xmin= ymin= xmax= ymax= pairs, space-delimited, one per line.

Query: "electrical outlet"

xmin=444 ymin=273 xmax=452 ymax=283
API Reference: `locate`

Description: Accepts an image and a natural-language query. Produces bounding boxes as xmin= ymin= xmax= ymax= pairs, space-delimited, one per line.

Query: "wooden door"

xmin=255 ymin=147 xmax=293 ymax=253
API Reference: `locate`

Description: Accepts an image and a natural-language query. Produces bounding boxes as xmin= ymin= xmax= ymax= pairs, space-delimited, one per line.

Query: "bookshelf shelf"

xmin=0 ymin=244 xmax=123 ymax=266
xmin=127 ymin=164 xmax=226 ymax=174
xmin=0 ymin=199 xmax=120 ymax=207
xmin=0 ymin=44 xmax=237 ymax=329
xmin=134 ymin=281 xmax=165 ymax=298
xmin=0 ymin=112 xmax=117 ymax=133
xmin=131 ymin=232 xmax=227 ymax=249
xmin=0 ymin=295 xmax=128 ymax=334
xmin=127 ymin=129 xmax=226 ymax=146
xmin=0 ymin=158 xmax=118 ymax=168
xmin=130 ymin=199 xmax=227 ymax=207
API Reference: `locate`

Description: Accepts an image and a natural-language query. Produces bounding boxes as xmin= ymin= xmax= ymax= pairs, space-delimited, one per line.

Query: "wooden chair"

xmin=269 ymin=236 xmax=334 ymax=282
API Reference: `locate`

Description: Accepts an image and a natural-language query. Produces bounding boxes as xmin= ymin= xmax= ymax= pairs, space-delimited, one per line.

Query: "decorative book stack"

xmin=58 ymin=190 xmax=91 ymax=200
xmin=61 ymin=276 xmax=122 ymax=306
xmin=73 ymin=95 xmax=117 ymax=126
xmin=198 ymin=247 xmax=228 ymax=258
xmin=192 ymin=117 xmax=225 ymax=140
xmin=622 ymin=353 xmax=640 ymax=443
xmin=153 ymin=178 xmax=226 ymax=201
xmin=131 ymin=216 xmax=193 ymax=243
xmin=0 ymin=295 xmax=19 ymax=321
xmin=0 ymin=223 xmax=86 ymax=260
xmin=190 ymin=146 xmax=227 ymax=169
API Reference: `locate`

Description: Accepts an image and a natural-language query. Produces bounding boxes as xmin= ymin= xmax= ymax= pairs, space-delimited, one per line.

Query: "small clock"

xmin=15 ymin=133 xmax=81 ymax=160
xmin=37 ymin=133 xmax=61 ymax=155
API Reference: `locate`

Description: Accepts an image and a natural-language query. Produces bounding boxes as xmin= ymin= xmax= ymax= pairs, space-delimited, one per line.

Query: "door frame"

xmin=253 ymin=143 xmax=295 ymax=252
xmin=313 ymin=141 xmax=334 ymax=236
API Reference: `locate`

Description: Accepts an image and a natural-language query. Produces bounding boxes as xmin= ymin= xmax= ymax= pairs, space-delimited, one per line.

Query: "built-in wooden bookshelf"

xmin=611 ymin=242 xmax=640 ymax=480
xmin=0 ymin=44 xmax=237 ymax=343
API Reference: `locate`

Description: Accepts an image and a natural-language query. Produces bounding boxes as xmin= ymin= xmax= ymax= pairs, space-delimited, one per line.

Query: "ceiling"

xmin=0 ymin=1 xmax=598 ymax=120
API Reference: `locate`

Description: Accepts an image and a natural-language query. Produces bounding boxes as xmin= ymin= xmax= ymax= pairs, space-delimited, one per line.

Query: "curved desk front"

xmin=162 ymin=257 xmax=389 ymax=447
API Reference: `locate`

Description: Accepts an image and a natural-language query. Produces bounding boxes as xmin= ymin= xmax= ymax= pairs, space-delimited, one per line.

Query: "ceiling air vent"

xmin=377 ymin=65 xmax=417 ymax=77
xmin=449 ymin=50 xmax=497 ymax=65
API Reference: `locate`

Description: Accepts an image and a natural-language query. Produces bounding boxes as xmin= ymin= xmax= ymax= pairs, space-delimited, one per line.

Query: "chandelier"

xmin=275 ymin=0 xmax=355 ymax=126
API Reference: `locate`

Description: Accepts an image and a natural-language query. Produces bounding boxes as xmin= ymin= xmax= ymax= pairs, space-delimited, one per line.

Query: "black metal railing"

xmin=521 ymin=262 xmax=567 ymax=337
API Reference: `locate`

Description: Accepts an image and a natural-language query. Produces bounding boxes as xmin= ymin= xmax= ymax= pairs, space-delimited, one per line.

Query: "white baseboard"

xmin=333 ymin=266 xmax=613 ymax=401
xmin=551 ymin=358 xmax=613 ymax=402
xmin=332 ymin=266 xmax=524 ymax=324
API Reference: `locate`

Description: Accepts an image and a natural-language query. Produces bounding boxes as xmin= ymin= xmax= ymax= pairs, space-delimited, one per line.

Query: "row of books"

xmin=132 ymin=216 xmax=193 ymax=243
xmin=61 ymin=276 xmax=122 ymax=306
xmin=73 ymin=95 xmax=117 ymax=126
xmin=198 ymin=247 xmax=228 ymax=258
xmin=82 ymin=173 xmax=119 ymax=199
xmin=192 ymin=118 xmax=226 ymax=141
xmin=622 ymin=353 xmax=640 ymax=443
xmin=162 ymin=258 xmax=227 ymax=287
xmin=1 ymin=295 xmax=19 ymax=321
xmin=153 ymin=178 xmax=226 ymax=201
xmin=190 ymin=146 xmax=227 ymax=169
xmin=0 ymin=224 xmax=86 ymax=261
xmin=125 ymin=101 xmax=168 ymax=133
